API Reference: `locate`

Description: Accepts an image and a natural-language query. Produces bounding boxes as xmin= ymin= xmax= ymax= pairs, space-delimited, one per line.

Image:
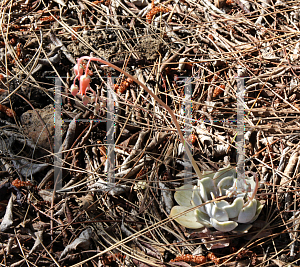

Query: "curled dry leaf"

xmin=60 ymin=227 xmax=93 ymax=259
xmin=76 ymin=194 xmax=96 ymax=211
xmin=39 ymin=190 xmax=62 ymax=203
xmin=89 ymin=181 xmax=130 ymax=196
xmin=49 ymin=30 xmax=76 ymax=64
xmin=54 ymin=203 xmax=65 ymax=217
xmin=6 ymin=237 xmax=14 ymax=255
xmin=0 ymin=194 xmax=14 ymax=232
xmin=28 ymin=230 xmax=43 ymax=255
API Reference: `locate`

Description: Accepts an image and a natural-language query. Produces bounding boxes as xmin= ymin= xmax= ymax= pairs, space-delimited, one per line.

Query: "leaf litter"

xmin=0 ymin=0 xmax=300 ymax=266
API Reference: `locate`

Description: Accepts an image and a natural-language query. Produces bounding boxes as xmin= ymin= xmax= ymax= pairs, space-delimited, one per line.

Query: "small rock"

xmin=20 ymin=104 xmax=55 ymax=150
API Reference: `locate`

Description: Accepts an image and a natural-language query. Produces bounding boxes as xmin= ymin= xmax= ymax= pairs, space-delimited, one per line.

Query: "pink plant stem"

xmin=75 ymin=56 xmax=203 ymax=180
xmin=85 ymin=58 xmax=92 ymax=74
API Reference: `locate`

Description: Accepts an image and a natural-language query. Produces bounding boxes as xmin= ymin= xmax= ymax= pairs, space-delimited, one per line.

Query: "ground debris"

xmin=1 ymin=0 xmax=300 ymax=265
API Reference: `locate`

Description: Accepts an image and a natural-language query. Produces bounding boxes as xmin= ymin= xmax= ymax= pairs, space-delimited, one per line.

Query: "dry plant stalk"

xmin=71 ymin=56 xmax=203 ymax=180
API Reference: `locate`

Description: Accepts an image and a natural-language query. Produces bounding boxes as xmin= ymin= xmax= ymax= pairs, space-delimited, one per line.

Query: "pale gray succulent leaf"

xmin=248 ymin=201 xmax=264 ymax=223
xmin=170 ymin=206 xmax=204 ymax=229
xmin=210 ymin=218 xmax=238 ymax=232
xmin=171 ymin=166 xmax=262 ymax=232
xmin=200 ymin=177 xmax=217 ymax=194
xmin=191 ymin=187 xmax=206 ymax=213
xmin=217 ymin=176 xmax=234 ymax=195
xmin=213 ymin=165 xmax=236 ymax=185
xmin=199 ymin=178 xmax=216 ymax=201
xmin=211 ymin=205 xmax=229 ymax=222
xmin=237 ymin=199 xmax=257 ymax=223
xmin=195 ymin=209 xmax=212 ymax=227
xmin=215 ymin=200 xmax=230 ymax=208
xmin=223 ymin=197 xmax=244 ymax=219
xmin=174 ymin=184 xmax=194 ymax=206
xmin=204 ymin=202 xmax=214 ymax=217
xmin=202 ymin=171 xmax=215 ymax=180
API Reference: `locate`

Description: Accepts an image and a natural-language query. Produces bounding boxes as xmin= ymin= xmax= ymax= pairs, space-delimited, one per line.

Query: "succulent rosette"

xmin=170 ymin=166 xmax=263 ymax=232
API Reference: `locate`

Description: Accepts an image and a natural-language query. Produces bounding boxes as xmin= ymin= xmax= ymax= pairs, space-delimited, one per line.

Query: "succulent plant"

xmin=170 ymin=166 xmax=263 ymax=232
